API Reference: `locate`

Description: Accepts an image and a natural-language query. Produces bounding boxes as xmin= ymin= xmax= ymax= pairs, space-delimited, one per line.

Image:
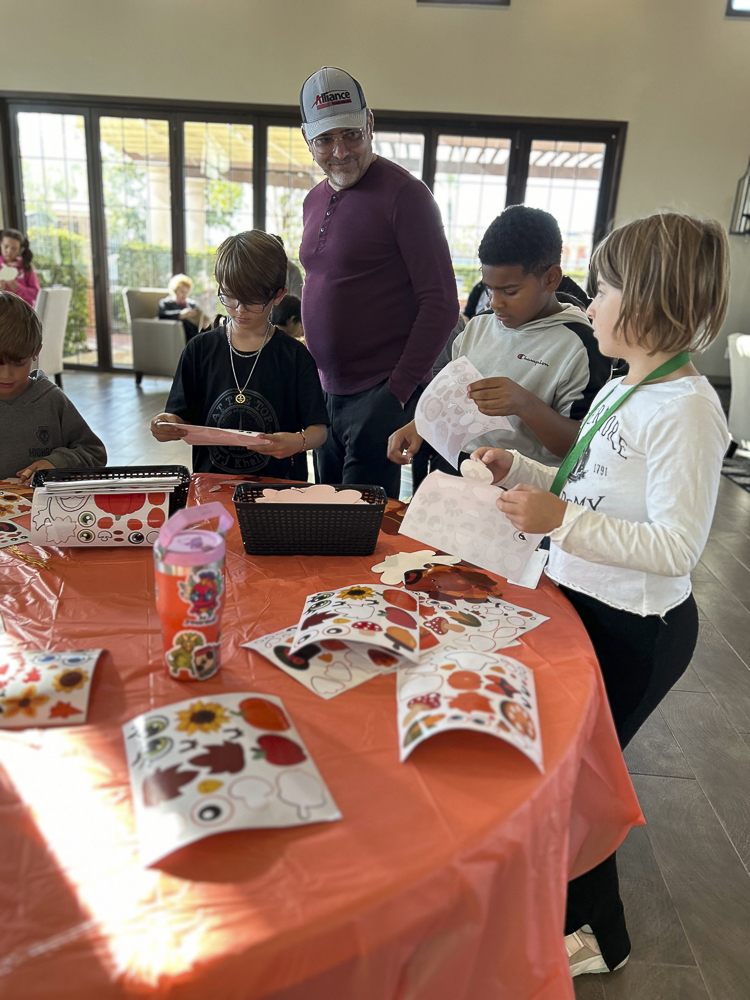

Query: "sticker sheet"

xmin=156 ymin=423 xmax=263 ymax=447
xmin=0 ymin=519 xmax=31 ymax=548
xmin=415 ymin=356 xmax=512 ymax=468
xmin=0 ymin=487 xmax=33 ymax=520
xmin=244 ymin=627 xmax=401 ymax=699
xmin=419 ymin=596 xmax=548 ymax=654
xmin=0 ymin=649 xmax=103 ymax=728
xmin=291 ymin=585 xmax=422 ymax=663
xmin=123 ymin=693 xmax=342 ymax=866
xmin=400 ymin=471 xmax=543 ymax=582
xmin=29 ymin=489 xmax=171 ymax=546
xmin=397 ymin=650 xmax=542 ymax=769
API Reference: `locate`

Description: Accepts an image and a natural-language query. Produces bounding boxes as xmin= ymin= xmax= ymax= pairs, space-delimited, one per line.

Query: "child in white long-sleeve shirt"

xmin=473 ymin=212 xmax=730 ymax=979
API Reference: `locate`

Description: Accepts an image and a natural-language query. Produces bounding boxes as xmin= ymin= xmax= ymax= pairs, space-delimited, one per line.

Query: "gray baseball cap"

xmin=300 ymin=67 xmax=368 ymax=141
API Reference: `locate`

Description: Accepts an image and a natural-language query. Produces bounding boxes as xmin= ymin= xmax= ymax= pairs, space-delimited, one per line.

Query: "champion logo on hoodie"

xmin=517 ymin=353 xmax=549 ymax=367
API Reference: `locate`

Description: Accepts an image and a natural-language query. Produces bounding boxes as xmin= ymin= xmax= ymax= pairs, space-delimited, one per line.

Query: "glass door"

xmin=99 ymin=117 xmax=172 ymax=367
xmin=15 ymin=111 xmax=98 ymax=366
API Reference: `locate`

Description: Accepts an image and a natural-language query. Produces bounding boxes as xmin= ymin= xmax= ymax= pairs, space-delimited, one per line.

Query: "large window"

xmin=3 ymin=96 xmax=624 ymax=371
xmin=100 ymin=117 xmax=172 ymax=366
xmin=16 ymin=112 xmax=97 ymax=365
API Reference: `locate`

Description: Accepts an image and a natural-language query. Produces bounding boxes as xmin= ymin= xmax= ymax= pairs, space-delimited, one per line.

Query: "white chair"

xmin=728 ymin=333 xmax=750 ymax=453
xmin=123 ymin=287 xmax=187 ymax=386
xmin=35 ymin=286 xmax=72 ymax=388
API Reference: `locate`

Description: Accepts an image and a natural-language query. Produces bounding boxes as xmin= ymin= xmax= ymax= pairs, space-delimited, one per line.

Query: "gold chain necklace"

xmin=226 ymin=319 xmax=271 ymax=404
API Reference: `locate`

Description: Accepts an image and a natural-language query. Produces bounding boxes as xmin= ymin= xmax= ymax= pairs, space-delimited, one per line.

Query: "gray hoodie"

xmin=0 ymin=371 xmax=107 ymax=479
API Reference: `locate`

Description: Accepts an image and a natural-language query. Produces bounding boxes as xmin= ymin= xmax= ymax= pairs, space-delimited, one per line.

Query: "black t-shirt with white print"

xmin=166 ymin=324 xmax=329 ymax=477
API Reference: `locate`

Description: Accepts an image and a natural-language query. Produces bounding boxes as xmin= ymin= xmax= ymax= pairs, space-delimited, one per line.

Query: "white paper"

xmin=244 ymin=626 xmax=401 ymax=699
xmin=157 ymin=422 xmax=264 ymax=447
xmin=29 ymin=488 xmax=170 ymax=547
xmin=415 ymin=357 xmax=512 ymax=468
xmin=0 ymin=649 xmax=103 ymax=728
xmin=0 ymin=264 xmax=18 ymax=281
xmin=397 ymin=650 xmax=543 ymax=769
xmin=400 ymin=472 xmax=543 ymax=582
xmin=418 ymin=595 xmax=548 ymax=654
xmin=507 ymin=548 xmax=549 ymax=590
xmin=123 ymin=692 xmax=342 ymax=865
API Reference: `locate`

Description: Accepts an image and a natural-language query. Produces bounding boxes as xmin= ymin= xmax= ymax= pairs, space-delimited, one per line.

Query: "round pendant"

xmin=235 ymin=393 xmax=246 ymax=404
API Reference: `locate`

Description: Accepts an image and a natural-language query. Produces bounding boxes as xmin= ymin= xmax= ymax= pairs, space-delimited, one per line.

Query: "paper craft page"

xmin=397 ymin=650 xmax=542 ymax=769
xmin=254 ymin=485 xmax=366 ymax=505
xmin=244 ymin=627 xmax=402 ymax=699
xmin=123 ymin=692 xmax=342 ymax=866
xmin=0 ymin=649 xmax=102 ymax=728
xmin=0 ymin=264 xmax=18 ymax=281
xmin=400 ymin=471 xmax=543 ymax=582
xmin=0 ymin=519 xmax=31 ymax=548
xmin=0 ymin=486 xmax=33 ymax=519
xmin=418 ymin=596 xmax=548 ymax=654
xmin=157 ymin=423 xmax=264 ymax=447
xmin=30 ymin=489 xmax=171 ymax=546
xmin=291 ymin=585 xmax=421 ymax=663
xmin=415 ymin=357 xmax=512 ymax=468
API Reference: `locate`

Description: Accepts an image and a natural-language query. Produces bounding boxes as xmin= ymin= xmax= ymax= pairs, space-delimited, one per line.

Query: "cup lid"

xmin=157 ymin=529 xmax=225 ymax=566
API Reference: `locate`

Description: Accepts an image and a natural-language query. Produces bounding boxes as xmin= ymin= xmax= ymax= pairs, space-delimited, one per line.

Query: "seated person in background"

xmin=270 ymin=294 xmax=304 ymax=341
xmin=388 ymin=205 xmax=614 ymax=474
xmin=0 ymin=229 xmax=40 ymax=309
xmin=150 ymin=231 xmax=328 ymax=481
xmin=159 ymin=274 xmax=204 ymax=342
xmin=0 ymin=292 xmax=107 ymax=483
xmin=463 ymin=279 xmax=489 ymax=321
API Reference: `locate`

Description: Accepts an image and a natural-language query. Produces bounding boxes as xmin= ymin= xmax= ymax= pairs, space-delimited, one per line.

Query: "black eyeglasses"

xmin=218 ymin=292 xmax=275 ymax=314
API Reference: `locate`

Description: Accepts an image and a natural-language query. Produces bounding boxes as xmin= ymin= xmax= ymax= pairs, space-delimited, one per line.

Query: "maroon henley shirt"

xmin=300 ymin=156 xmax=459 ymax=405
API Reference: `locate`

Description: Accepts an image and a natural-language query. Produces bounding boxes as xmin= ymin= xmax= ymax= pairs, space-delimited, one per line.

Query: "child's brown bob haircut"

xmin=0 ymin=291 xmax=42 ymax=363
xmin=214 ymin=230 xmax=287 ymax=306
xmin=590 ymin=213 xmax=729 ymax=354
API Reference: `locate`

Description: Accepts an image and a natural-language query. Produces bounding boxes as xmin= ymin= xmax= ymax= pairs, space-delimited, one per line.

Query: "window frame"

xmin=0 ymin=90 xmax=626 ymax=372
xmin=726 ymin=0 xmax=750 ymax=17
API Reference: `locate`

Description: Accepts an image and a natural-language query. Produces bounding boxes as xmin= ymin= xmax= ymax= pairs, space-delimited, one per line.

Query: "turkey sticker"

xmin=29 ymin=490 xmax=170 ymax=547
xmin=244 ymin=626 xmax=402 ymax=699
xmin=122 ymin=692 xmax=342 ymax=866
xmin=395 ymin=650 xmax=543 ymax=770
xmin=290 ymin=585 xmax=421 ymax=663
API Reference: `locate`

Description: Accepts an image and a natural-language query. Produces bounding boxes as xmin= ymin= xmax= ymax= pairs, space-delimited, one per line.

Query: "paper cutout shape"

xmin=371 ymin=549 xmax=461 ymax=585
xmin=254 ymin=485 xmax=366 ymax=504
xmin=397 ymin=650 xmax=543 ymax=769
xmin=156 ymin=422 xmax=264 ymax=447
xmin=244 ymin=626 xmax=400 ymax=699
xmin=123 ymin=692 xmax=342 ymax=865
xmin=0 ymin=519 xmax=31 ymax=548
xmin=291 ymin=584 xmax=421 ymax=663
xmin=415 ymin=357 xmax=512 ymax=468
xmin=404 ymin=560 xmax=505 ymax=604
xmin=460 ymin=458 xmax=494 ymax=483
xmin=400 ymin=471 xmax=543 ymax=582
xmin=0 ymin=264 xmax=18 ymax=282
xmin=419 ymin=595 xmax=548 ymax=654
xmin=0 ymin=649 xmax=103 ymax=728
xmin=29 ymin=489 xmax=170 ymax=547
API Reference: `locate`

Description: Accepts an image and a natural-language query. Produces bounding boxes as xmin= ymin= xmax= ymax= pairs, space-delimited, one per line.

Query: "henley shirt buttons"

xmin=320 ymin=227 xmax=326 ymax=233
xmin=326 ymin=210 xmax=331 ymax=216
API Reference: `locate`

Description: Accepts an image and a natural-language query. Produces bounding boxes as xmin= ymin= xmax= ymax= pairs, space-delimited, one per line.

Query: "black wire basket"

xmin=29 ymin=465 xmax=191 ymax=516
xmin=233 ymin=482 xmax=387 ymax=556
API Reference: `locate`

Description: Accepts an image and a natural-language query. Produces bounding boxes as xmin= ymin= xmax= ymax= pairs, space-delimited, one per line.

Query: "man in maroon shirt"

xmin=299 ymin=66 xmax=458 ymax=498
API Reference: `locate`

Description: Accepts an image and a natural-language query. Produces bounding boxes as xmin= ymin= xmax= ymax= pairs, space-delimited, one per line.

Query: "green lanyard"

xmin=549 ymin=351 xmax=691 ymax=497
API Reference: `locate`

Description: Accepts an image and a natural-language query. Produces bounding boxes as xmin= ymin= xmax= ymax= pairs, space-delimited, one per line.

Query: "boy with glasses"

xmin=151 ymin=231 xmax=328 ymax=479
xmin=299 ymin=66 xmax=458 ymax=498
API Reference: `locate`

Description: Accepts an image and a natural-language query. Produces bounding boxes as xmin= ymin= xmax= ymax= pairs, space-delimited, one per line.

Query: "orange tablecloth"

xmin=0 ymin=474 xmax=642 ymax=999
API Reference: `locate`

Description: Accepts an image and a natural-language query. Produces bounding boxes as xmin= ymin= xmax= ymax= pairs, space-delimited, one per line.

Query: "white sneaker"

xmin=565 ymin=925 xmax=630 ymax=977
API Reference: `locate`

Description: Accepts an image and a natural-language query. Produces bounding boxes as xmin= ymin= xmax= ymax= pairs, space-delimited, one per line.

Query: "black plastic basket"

xmin=233 ymin=482 xmax=387 ymax=556
xmin=29 ymin=465 xmax=191 ymax=516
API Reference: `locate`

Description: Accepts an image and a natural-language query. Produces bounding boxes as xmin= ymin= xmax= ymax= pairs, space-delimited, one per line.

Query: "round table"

xmin=0 ymin=473 xmax=642 ymax=999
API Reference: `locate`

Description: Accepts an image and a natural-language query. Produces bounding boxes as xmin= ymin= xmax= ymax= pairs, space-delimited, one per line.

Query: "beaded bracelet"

xmin=298 ymin=429 xmax=306 ymax=453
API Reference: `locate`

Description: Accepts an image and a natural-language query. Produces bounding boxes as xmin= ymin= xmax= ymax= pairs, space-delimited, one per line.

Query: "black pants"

xmin=410 ymin=444 xmax=466 ymax=493
xmin=561 ymin=587 xmax=699 ymax=969
xmin=316 ymin=380 xmax=421 ymax=499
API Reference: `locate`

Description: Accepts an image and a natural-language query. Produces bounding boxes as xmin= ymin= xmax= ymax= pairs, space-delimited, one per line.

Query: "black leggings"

xmin=561 ymin=587 xmax=699 ymax=968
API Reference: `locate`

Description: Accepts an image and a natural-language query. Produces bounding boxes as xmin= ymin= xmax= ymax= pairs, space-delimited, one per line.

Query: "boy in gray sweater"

xmin=0 ymin=292 xmax=106 ymax=482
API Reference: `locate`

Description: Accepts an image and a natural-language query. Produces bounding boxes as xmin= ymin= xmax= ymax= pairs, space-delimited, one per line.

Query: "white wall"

xmin=4 ymin=0 xmax=750 ymax=374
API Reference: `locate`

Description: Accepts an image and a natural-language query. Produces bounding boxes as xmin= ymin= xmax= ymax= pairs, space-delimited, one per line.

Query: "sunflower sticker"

xmin=0 ymin=649 xmax=102 ymax=729
xmin=1 ymin=685 xmax=50 ymax=719
xmin=52 ymin=668 xmax=90 ymax=693
xmin=176 ymin=701 xmax=231 ymax=735
xmin=337 ymin=586 xmax=375 ymax=601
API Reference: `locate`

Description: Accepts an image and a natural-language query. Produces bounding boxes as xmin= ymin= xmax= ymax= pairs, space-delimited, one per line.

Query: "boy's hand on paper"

xmin=495 ymin=484 xmax=566 ymax=534
xmin=387 ymin=421 xmax=423 ymax=465
xmin=471 ymin=446 xmax=513 ymax=484
xmin=246 ymin=432 xmax=299 ymax=459
xmin=151 ymin=413 xmax=188 ymax=441
xmin=17 ymin=459 xmax=55 ymax=484
xmin=467 ymin=377 xmax=531 ymax=417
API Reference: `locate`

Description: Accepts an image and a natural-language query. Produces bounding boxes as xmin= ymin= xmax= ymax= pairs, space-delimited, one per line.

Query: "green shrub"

xmin=28 ymin=226 xmax=91 ymax=356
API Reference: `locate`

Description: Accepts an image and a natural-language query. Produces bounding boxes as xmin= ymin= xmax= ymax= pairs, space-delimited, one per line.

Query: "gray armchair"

xmin=123 ymin=287 xmax=186 ymax=386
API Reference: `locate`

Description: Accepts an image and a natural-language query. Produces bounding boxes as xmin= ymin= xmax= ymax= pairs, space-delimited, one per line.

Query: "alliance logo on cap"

xmin=313 ymin=90 xmax=353 ymax=110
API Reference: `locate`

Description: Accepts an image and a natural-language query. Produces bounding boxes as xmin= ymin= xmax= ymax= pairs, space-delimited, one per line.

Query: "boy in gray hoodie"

xmin=389 ymin=206 xmax=616 ymax=471
xmin=0 ymin=292 xmax=106 ymax=482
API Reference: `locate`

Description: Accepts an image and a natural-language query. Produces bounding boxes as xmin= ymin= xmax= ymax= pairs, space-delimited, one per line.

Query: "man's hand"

xmin=245 ymin=432 xmax=301 ymax=459
xmin=470 ymin=446 xmax=514 ymax=484
xmin=151 ymin=412 xmax=188 ymax=441
xmin=468 ymin=377 xmax=532 ymax=417
xmin=17 ymin=459 xmax=55 ymax=484
xmin=495 ymin=483 xmax=567 ymax=534
xmin=387 ymin=421 xmax=423 ymax=465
